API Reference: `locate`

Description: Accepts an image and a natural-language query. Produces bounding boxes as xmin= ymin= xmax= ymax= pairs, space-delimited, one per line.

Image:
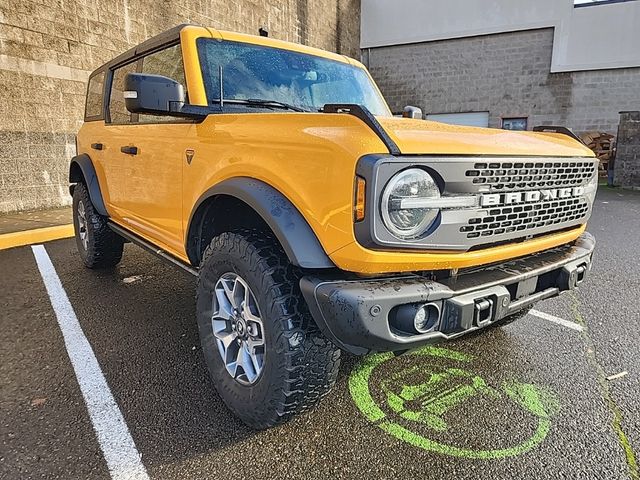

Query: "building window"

xmin=502 ymin=117 xmax=528 ymax=131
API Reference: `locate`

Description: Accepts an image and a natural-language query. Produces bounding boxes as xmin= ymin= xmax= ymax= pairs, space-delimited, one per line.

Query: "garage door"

xmin=426 ymin=112 xmax=489 ymax=128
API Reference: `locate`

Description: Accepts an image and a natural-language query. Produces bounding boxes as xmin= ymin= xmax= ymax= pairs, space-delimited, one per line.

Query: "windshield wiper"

xmin=229 ymin=98 xmax=309 ymax=112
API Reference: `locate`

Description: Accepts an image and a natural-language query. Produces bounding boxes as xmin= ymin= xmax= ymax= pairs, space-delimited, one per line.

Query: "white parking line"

xmin=31 ymin=245 xmax=149 ymax=480
xmin=530 ymin=308 xmax=584 ymax=332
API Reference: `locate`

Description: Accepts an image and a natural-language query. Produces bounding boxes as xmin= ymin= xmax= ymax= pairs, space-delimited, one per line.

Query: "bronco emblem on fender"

xmin=349 ymin=347 xmax=560 ymax=459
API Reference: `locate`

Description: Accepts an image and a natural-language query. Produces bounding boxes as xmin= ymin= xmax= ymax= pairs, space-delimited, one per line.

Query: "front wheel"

xmin=196 ymin=230 xmax=341 ymax=429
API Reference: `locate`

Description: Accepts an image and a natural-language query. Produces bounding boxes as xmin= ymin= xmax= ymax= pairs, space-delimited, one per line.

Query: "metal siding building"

xmin=361 ymin=0 xmax=640 ymax=134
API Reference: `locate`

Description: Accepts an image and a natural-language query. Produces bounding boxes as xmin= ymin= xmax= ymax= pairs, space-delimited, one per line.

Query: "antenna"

xmin=218 ymin=65 xmax=224 ymax=109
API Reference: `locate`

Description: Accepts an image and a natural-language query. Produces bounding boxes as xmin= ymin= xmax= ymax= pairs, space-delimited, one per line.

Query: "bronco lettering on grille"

xmin=480 ymin=186 xmax=585 ymax=207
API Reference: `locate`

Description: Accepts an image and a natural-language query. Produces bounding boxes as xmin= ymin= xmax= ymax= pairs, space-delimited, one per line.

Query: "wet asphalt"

xmin=1 ymin=187 xmax=638 ymax=480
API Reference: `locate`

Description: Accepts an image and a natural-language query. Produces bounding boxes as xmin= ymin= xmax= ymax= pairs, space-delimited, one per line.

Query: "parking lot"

xmin=1 ymin=186 xmax=638 ymax=480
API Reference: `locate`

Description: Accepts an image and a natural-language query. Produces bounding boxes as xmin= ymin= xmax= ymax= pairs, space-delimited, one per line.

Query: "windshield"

xmin=196 ymin=38 xmax=391 ymax=116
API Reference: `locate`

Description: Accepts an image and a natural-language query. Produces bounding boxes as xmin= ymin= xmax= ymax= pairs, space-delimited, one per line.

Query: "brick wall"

xmin=366 ymin=28 xmax=640 ymax=135
xmin=0 ymin=0 xmax=360 ymax=214
xmin=614 ymin=111 xmax=640 ymax=189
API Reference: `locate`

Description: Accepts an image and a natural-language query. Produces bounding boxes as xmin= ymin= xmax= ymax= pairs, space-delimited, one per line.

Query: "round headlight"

xmin=381 ymin=168 xmax=440 ymax=239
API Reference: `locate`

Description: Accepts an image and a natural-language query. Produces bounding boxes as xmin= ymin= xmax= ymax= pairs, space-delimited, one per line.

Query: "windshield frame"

xmin=196 ymin=37 xmax=391 ymax=116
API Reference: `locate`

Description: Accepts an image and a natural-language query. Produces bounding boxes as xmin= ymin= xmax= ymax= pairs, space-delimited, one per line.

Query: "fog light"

xmin=390 ymin=302 xmax=442 ymax=335
xmin=414 ymin=303 xmax=440 ymax=333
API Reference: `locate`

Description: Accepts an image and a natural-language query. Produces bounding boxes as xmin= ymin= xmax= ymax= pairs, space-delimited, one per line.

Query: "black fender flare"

xmin=188 ymin=178 xmax=335 ymax=269
xmin=68 ymin=154 xmax=109 ymax=217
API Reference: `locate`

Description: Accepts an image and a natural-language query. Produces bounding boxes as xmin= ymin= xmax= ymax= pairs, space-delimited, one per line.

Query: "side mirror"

xmin=124 ymin=73 xmax=185 ymax=115
xmin=403 ymin=105 xmax=423 ymax=119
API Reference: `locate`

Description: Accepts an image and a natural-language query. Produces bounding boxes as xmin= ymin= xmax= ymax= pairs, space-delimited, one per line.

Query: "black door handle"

xmin=120 ymin=146 xmax=138 ymax=155
xmin=91 ymin=142 xmax=103 ymax=150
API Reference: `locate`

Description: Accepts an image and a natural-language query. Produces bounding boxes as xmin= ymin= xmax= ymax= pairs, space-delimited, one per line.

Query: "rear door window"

xmin=85 ymin=71 xmax=105 ymax=120
xmin=108 ymin=61 xmax=138 ymax=124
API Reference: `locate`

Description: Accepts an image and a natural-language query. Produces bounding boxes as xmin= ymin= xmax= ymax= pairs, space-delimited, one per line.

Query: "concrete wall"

xmin=366 ymin=28 xmax=640 ymax=134
xmin=361 ymin=0 xmax=640 ymax=72
xmin=0 ymin=0 xmax=361 ymax=214
xmin=614 ymin=111 xmax=640 ymax=189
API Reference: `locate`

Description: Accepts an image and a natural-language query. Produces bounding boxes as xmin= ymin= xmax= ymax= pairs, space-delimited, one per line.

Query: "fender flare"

xmin=188 ymin=178 xmax=335 ymax=269
xmin=68 ymin=154 xmax=109 ymax=217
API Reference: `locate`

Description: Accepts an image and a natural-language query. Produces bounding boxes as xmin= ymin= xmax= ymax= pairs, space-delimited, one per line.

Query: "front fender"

xmin=188 ymin=178 xmax=334 ymax=269
xmin=69 ymin=154 xmax=109 ymax=217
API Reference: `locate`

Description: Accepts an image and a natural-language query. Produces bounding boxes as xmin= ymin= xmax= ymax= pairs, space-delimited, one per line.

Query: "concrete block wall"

xmin=366 ymin=28 xmax=640 ymax=135
xmin=614 ymin=111 xmax=640 ymax=189
xmin=0 ymin=0 xmax=360 ymax=214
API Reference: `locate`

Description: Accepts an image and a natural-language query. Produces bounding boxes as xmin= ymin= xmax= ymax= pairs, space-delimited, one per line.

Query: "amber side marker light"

xmin=354 ymin=176 xmax=366 ymax=222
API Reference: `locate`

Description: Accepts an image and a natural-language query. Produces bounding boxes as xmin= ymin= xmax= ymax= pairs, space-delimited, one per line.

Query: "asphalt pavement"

xmin=1 ymin=187 xmax=638 ymax=479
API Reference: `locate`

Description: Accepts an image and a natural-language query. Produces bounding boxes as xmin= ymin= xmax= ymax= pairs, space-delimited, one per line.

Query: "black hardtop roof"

xmin=90 ymin=24 xmax=190 ymax=78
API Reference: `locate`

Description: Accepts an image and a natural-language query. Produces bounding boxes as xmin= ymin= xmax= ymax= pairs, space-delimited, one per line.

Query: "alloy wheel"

xmin=211 ymin=272 xmax=266 ymax=385
xmin=77 ymin=200 xmax=89 ymax=251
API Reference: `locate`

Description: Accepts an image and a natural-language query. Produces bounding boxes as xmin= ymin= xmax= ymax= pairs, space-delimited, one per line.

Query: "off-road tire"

xmin=196 ymin=230 xmax=341 ymax=429
xmin=72 ymin=182 xmax=124 ymax=269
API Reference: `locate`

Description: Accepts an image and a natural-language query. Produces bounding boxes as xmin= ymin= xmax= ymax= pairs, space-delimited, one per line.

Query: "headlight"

xmin=381 ymin=168 xmax=440 ymax=239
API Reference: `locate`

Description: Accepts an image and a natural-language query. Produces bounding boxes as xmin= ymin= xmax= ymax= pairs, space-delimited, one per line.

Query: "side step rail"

xmin=108 ymin=221 xmax=198 ymax=276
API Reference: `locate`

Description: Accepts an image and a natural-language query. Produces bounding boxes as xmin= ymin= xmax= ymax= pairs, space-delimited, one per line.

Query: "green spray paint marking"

xmin=381 ymin=366 xmax=499 ymax=431
xmin=349 ymin=346 xmax=559 ymax=459
xmin=569 ymin=294 xmax=639 ymax=480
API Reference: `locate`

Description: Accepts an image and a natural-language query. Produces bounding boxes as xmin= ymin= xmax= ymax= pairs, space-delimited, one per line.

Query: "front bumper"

xmin=300 ymin=232 xmax=595 ymax=355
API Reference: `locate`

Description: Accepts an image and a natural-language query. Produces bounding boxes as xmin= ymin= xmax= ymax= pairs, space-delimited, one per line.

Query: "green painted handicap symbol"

xmin=349 ymin=346 xmax=560 ymax=459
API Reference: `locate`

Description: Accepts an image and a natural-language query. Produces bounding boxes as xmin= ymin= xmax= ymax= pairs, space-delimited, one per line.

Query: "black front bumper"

xmin=300 ymin=233 xmax=595 ymax=355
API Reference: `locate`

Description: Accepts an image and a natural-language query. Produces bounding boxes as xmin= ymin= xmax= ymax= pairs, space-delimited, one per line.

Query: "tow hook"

xmin=474 ymin=298 xmax=494 ymax=326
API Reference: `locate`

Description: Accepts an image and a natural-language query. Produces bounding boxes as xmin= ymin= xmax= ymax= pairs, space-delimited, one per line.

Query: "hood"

xmin=376 ymin=117 xmax=594 ymax=157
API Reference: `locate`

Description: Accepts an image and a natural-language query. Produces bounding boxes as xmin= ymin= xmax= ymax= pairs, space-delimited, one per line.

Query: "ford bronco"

xmin=71 ymin=25 xmax=596 ymax=429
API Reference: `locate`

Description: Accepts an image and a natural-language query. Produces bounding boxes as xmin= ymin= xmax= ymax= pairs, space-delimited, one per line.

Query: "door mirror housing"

xmin=124 ymin=73 xmax=186 ymax=115
xmin=403 ymin=105 xmax=423 ymax=119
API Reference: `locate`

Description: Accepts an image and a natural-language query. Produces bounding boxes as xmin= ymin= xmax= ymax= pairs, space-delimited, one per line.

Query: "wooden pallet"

xmin=579 ymin=131 xmax=615 ymax=174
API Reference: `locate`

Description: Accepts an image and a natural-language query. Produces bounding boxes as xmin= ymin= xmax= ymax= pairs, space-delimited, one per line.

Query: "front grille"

xmin=363 ymin=156 xmax=597 ymax=251
xmin=465 ymin=161 xmax=596 ymax=192
xmin=460 ymin=197 xmax=590 ymax=239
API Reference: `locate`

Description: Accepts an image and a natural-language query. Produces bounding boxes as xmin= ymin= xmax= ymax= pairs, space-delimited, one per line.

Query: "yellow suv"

xmin=71 ymin=24 xmax=596 ymax=428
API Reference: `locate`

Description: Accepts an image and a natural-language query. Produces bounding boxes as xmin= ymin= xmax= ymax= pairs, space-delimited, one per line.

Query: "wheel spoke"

xmin=244 ymin=309 xmax=262 ymax=326
xmin=232 ymin=277 xmax=246 ymax=310
xmin=226 ymin=358 xmax=239 ymax=378
xmin=241 ymin=343 xmax=257 ymax=382
xmin=247 ymin=346 xmax=262 ymax=377
xmin=213 ymin=287 xmax=233 ymax=320
xmin=232 ymin=344 xmax=247 ymax=379
xmin=224 ymin=340 xmax=240 ymax=368
xmin=214 ymin=330 xmax=237 ymax=350
xmin=246 ymin=335 xmax=264 ymax=349
xmin=221 ymin=279 xmax=236 ymax=309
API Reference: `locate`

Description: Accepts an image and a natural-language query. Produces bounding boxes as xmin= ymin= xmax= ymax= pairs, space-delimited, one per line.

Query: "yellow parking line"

xmin=0 ymin=224 xmax=74 ymax=251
